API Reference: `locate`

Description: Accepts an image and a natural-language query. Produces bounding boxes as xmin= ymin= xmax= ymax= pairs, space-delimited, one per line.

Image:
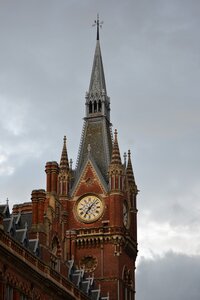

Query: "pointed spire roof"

xmin=75 ymin=15 xmax=112 ymax=182
xmin=126 ymin=150 xmax=136 ymax=185
xmin=89 ymin=15 xmax=107 ymax=95
xmin=110 ymin=129 xmax=122 ymax=166
xmin=60 ymin=136 xmax=69 ymax=171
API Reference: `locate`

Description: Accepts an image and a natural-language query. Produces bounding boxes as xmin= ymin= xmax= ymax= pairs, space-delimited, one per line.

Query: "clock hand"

xmin=84 ymin=202 xmax=94 ymax=217
xmin=88 ymin=199 xmax=98 ymax=211
xmin=84 ymin=199 xmax=98 ymax=217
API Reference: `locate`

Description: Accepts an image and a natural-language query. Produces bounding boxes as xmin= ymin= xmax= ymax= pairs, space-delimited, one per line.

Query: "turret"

xmin=109 ymin=129 xmax=124 ymax=192
xmin=126 ymin=150 xmax=138 ymax=209
xmin=58 ymin=136 xmax=70 ymax=196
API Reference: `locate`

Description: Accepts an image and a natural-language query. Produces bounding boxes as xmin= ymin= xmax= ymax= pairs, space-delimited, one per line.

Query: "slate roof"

xmin=68 ymin=259 xmax=109 ymax=300
xmin=0 ymin=204 xmax=10 ymax=217
xmin=76 ymin=118 xmax=112 ymax=183
xmin=89 ymin=39 xmax=107 ymax=96
xmin=2 ymin=208 xmax=39 ymax=257
xmin=1 ymin=202 xmax=109 ymax=299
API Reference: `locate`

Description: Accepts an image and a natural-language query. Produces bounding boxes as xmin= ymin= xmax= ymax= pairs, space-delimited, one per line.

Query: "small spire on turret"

xmin=109 ymin=129 xmax=124 ymax=192
xmin=126 ymin=150 xmax=136 ymax=185
xmin=123 ymin=152 xmax=127 ymax=167
xmin=58 ymin=136 xmax=71 ymax=196
xmin=60 ymin=135 xmax=69 ymax=171
xmin=110 ymin=129 xmax=122 ymax=166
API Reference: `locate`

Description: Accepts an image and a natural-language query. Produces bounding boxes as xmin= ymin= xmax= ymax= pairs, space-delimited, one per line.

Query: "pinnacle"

xmin=126 ymin=150 xmax=136 ymax=185
xmin=110 ymin=129 xmax=122 ymax=166
xmin=60 ymin=135 xmax=69 ymax=171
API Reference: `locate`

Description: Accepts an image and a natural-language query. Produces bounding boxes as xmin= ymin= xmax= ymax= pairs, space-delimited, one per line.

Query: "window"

xmin=5 ymin=285 xmax=13 ymax=300
xmin=98 ymin=100 xmax=102 ymax=112
xmin=89 ymin=101 xmax=92 ymax=113
xmin=94 ymin=101 xmax=97 ymax=112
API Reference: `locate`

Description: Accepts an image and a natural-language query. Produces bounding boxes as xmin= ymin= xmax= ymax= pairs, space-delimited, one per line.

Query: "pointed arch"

xmin=94 ymin=100 xmax=97 ymax=113
xmin=98 ymin=100 xmax=102 ymax=112
xmin=89 ymin=101 xmax=93 ymax=113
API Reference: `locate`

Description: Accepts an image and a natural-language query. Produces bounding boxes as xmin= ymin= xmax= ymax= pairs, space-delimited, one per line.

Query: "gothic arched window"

xmin=89 ymin=101 xmax=92 ymax=113
xmin=94 ymin=101 xmax=97 ymax=113
xmin=98 ymin=100 xmax=102 ymax=112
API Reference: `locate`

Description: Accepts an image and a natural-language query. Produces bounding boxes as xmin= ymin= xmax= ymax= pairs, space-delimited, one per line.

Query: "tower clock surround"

xmin=75 ymin=194 xmax=104 ymax=223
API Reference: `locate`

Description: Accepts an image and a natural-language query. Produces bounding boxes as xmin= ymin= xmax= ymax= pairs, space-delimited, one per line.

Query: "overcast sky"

xmin=0 ymin=1 xmax=200 ymax=299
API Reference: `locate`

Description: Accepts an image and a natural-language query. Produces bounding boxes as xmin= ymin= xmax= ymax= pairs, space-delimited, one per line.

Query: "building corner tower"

xmin=66 ymin=15 xmax=138 ymax=300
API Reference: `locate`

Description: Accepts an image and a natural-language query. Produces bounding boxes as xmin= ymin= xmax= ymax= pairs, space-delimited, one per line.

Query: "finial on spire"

xmin=63 ymin=135 xmax=66 ymax=144
xmin=93 ymin=14 xmax=103 ymax=41
xmin=6 ymin=198 xmax=9 ymax=206
xmin=123 ymin=152 xmax=127 ymax=166
xmin=114 ymin=129 xmax=118 ymax=141
xmin=60 ymin=135 xmax=69 ymax=171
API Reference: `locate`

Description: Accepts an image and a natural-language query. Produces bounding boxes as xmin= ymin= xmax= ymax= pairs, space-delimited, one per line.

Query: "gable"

xmin=71 ymin=159 xmax=108 ymax=198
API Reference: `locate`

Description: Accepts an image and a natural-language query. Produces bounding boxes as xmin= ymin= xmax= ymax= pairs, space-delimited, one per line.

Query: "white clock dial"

xmin=76 ymin=195 xmax=103 ymax=223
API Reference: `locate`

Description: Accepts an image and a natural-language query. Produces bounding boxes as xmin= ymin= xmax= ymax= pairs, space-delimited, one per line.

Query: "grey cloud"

xmin=136 ymin=252 xmax=200 ymax=300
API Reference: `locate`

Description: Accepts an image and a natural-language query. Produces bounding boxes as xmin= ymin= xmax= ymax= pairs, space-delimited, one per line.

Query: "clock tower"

xmin=46 ymin=15 xmax=138 ymax=300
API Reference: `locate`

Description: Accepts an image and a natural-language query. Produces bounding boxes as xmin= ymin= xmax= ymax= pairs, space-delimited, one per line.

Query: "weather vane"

xmin=92 ymin=14 xmax=103 ymax=40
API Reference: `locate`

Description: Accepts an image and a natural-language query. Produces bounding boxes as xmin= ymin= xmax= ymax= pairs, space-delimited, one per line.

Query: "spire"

xmin=126 ymin=150 xmax=136 ymax=185
xmin=60 ymin=136 xmax=69 ymax=171
xmin=110 ymin=129 xmax=122 ymax=166
xmin=85 ymin=14 xmax=110 ymax=121
xmin=88 ymin=32 xmax=107 ymax=96
xmin=59 ymin=136 xmax=70 ymax=196
xmin=76 ymin=16 xmax=112 ymax=182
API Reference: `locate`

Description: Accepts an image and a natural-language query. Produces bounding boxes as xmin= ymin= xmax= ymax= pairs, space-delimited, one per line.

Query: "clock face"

xmin=123 ymin=202 xmax=129 ymax=229
xmin=80 ymin=255 xmax=97 ymax=273
xmin=76 ymin=195 xmax=104 ymax=223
